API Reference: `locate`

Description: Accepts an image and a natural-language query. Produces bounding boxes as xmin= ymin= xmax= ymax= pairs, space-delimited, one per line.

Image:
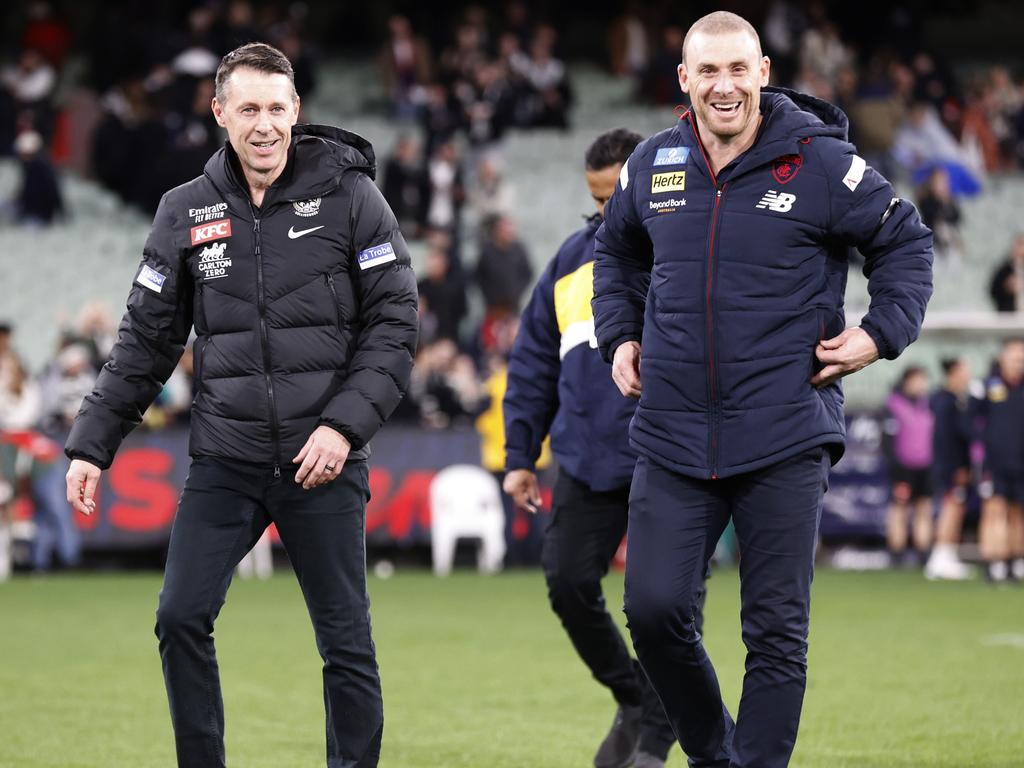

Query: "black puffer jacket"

xmin=66 ymin=124 xmax=419 ymax=470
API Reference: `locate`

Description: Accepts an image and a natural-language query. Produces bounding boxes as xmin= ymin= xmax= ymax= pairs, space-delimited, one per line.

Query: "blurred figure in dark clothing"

xmin=379 ymin=14 xmax=431 ymax=120
xmin=382 ymin=134 xmax=428 ymax=237
xmin=475 ymin=214 xmax=533 ymax=314
xmin=640 ymin=26 xmax=685 ymax=105
xmin=916 ymin=167 xmax=962 ymax=265
xmin=990 ymin=234 xmax=1024 ymax=313
xmin=12 ymin=130 xmax=63 ymax=225
xmin=418 ymin=230 xmax=467 ymax=345
xmin=925 ymin=357 xmax=974 ymax=580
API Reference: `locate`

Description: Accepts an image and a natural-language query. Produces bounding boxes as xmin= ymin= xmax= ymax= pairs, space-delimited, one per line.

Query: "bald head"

xmin=682 ymin=11 xmax=762 ymax=66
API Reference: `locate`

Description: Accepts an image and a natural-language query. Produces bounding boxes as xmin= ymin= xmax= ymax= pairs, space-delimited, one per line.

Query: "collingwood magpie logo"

xmin=293 ymin=198 xmax=321 ymax=217
xmin=198 ymin=242 xmax=232 ymax=280
xmin=756 ymin=190 xmax=796 ymax=213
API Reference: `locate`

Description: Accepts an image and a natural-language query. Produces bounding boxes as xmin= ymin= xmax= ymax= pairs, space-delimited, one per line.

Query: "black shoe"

xmin=633 ymin=752 xmax=667 ymax=768
xmin=595 ymin=705 xmax=643 ymax=768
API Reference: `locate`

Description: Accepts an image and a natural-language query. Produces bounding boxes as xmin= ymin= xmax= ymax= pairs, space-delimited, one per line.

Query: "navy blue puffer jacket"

xmin=593 ymin=88 xmax=933 ymax=479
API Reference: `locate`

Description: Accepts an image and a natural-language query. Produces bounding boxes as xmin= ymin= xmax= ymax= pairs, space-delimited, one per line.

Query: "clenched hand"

xmin=812 ymin=327 xmax=880 ymax=388
xmin=503 ymin=469 xmax=542 ymax=514
xmin=293 ymin=426 xmax=351 ymax=490
xmin=612 ymin=341 xmax=642 ymax=399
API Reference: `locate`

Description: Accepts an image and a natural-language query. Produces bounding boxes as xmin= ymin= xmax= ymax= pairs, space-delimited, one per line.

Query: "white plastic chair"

xmin=429 ymin=464 xmax=507 ymax=577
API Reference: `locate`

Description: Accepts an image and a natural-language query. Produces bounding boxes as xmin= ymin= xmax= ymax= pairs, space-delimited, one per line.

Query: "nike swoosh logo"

xmin=288 ymin=225 xmax=325 ymax=239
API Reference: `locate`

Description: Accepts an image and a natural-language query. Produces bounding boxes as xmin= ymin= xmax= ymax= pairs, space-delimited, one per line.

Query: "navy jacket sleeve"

xmin=319 ymin=173 xmax=419 ymax=449
xmin=65 ymin=192 xmax=193 ymax=468
xmin=825 ymin=145 xmax=934 ymax=359
xmin=503 ymin=257 xmax=561 ymax=472
xmin=592 ymin=153 xmax=653 ymax=364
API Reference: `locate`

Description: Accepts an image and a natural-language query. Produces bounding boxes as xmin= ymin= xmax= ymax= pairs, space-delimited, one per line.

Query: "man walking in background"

xmin=593 ymin=11 xmax=932 ymax=767
xmin=978 ymin=338 xmax=1024 ymax=583
xmin=926 ymin=357 xmax=975 ymax=581
xmin=504 ymin=129 xmax=685 ymax=768
xmin=64 ymin=43 xmax=418 ymax=767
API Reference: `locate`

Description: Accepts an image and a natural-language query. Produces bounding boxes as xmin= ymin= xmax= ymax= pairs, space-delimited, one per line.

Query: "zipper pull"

xmin=274 ymin=464 xmax=281 ymax=479
xmin=717 ymin=188 xmax=722 ymax=199
xmin=326 ymin=273 xmax=334 ymax=287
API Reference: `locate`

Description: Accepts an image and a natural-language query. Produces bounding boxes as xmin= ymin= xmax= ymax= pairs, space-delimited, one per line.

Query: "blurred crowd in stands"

xmin=6 ymin=2 xmax=1024 ymax=571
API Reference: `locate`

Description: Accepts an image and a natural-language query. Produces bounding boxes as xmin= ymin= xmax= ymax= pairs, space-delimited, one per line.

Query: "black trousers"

xmin=155 ymin=456 xmax=382 ymax=768
xmin=625 ymin=449 xmax=829 ymax=768
xmin=542 ymin=468 xmax=695 ymax=758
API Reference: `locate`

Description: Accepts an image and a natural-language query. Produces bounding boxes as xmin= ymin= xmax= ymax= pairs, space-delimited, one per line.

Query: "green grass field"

xmin=2 ymin=567 xmax=1023 ymax=767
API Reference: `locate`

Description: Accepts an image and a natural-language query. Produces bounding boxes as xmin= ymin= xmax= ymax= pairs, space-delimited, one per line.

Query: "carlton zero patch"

xmin=653 ymin=147 xmax=690 ymax=166
xmin=190 ymin=219 xmax=232 ymax=246
xmin=136 ymin=264 xmax=166 ymax=293
xmin=358 ymin=242 xmax=397 ymax=270
xmin=651 ymin=171 xmax=686 ymax=193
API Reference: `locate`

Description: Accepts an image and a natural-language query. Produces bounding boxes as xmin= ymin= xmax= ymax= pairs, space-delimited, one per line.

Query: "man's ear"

xmin=212 ymin=98 xmax=226 ymax=128
xmin=677 ymin=62 xmax=690 ymax=95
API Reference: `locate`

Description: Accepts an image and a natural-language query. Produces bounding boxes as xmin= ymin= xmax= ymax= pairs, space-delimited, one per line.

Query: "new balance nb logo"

xmin=755 ymin=190 xmax=796 ymax=213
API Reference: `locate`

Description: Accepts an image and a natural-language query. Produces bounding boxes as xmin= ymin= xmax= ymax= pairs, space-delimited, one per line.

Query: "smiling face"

xmin=212 ymin=66 xmax=299 ymax=189
xmin=678 ymin=29 xmax=769 ymax=146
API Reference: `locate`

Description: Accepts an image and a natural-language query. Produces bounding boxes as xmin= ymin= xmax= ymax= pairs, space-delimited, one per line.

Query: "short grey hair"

xmin=682 ymin=11 xmax=762 ymax=65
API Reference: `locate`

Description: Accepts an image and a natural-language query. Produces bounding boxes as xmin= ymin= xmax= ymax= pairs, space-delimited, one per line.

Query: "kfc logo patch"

xmin=772 ymin=154 xmax=803 ymax=185
xmin=191 ymin=219 xmax=233 ymax=246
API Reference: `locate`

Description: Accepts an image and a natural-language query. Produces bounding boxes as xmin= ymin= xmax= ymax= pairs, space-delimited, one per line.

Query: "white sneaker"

xmin=1012 ymin=558 xmax=1024 ymax=581
xmin=988 ymin=560 xmax=1009 ymax=583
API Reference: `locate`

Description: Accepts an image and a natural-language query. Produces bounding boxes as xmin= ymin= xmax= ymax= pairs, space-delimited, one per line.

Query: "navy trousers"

xmin=155 ymin=456 xmax=382 ymax=768
xmin=625 ymin=448 xmax=829 ymax=768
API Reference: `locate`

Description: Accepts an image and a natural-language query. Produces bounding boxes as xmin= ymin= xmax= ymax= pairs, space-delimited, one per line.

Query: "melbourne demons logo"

xmin=772 ymin=154 xmax=803 ymax=185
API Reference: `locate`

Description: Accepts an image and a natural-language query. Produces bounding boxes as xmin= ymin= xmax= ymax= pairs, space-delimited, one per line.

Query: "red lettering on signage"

xmin=190 ymin=219 xmax=233 ymax=245
xmin=366 ymin=469 xmax=434 ymax=539
xmin=109 ymin=448 xmax=178 ymax=532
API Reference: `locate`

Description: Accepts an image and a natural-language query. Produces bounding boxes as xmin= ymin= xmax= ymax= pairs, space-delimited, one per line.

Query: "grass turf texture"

xmin=2 ymin=568 xmax=1022 ymax=767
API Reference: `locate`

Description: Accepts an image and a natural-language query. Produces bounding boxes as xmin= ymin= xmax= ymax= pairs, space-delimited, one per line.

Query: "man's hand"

xmin=612 ymin=341 xmax=642 ymax=399
xmin=503 ymin=469 xmax=542 ymax=514
xmin=293 ymin=426 xmax=351 ymax=490
xmin=812 ymin=327 xmax=880 ymax=388
xmin=66 ymin=459 xmax=101 ymax=516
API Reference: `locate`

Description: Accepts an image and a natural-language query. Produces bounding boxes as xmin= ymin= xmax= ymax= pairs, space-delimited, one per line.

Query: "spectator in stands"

xmin=511 ymin=25 xmax=571 ymax=129
xmin=640 ymin=26 xmax=685 ymax=105
xmin=885 ymin=366 xmax=935 ymax=567
xmin=470 ymin=153 xmax=516 ymax=222
xmin=1 ymin=48 xmax=57 ymax=139
xmin=464 ymin=60 xmax=517 ymax=149
xmin=978 ymin=339 xmax=1024 ymax=583
xmin=925 ymin=358 xmax=975 ymax=580
xmin=410 ymin=339 xmax=485 ymax=429
xmin=421 ymin=82 xmax=462 ymax=156
xmin=425 ymin=138 xmax=465 ymax=236
xmin=11 ymin=130 xmax=63 ymax=226
xmin=418 ymin=231 xmax=467 ymax=345
xmin=475 ymin=214 xmax=533 ymax=317
xmin=989 ymin=234 xmax=1024 ymax=313
xmin=893 ymin=102 xmax=981 ymax=196
xmin=607 ymin=4 xmax=649 ymax=80
xmin=379 ymin=14 xmax=432 ymax=120
xmin=0 ymin=350 xmax=42 ymax=432
xmin=382 ymin=134 xmax=428 ymax=237
xmin=916 ymin=167 xmax=963 ymax=266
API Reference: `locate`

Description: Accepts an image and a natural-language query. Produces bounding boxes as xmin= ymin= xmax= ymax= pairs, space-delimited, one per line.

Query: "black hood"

xmin=204 ymin=123 xmax=376 ymax=205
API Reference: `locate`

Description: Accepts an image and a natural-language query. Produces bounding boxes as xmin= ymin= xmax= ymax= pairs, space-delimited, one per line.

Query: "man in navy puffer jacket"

xmin=592 ymin=12 xmax=932 ymax=768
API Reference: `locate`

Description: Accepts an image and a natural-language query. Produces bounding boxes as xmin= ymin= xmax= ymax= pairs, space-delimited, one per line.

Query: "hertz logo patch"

xmin=651 ymin=172 xmax=686 ymax=193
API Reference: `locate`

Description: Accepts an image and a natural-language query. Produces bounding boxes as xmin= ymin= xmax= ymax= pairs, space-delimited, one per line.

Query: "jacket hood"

xmin=204 ymin=123 xmax=376 ymax=204
xmin=756 ymin=86 xmax=849 ymax=156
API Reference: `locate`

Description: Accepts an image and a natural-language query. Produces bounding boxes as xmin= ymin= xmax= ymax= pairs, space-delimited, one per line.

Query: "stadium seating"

xmin=2 ymin=61 xmax=1022 ymax=403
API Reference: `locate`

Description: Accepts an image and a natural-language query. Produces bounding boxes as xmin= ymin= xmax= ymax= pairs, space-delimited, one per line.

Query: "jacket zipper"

xmin=251 ymin=212 xmax=282 ymax=478
xmin=325 ymin=273 xmax=344 ymax=331
xmin=707 ymin=184 xmax=726 ymax=479
xmin=689 ymin=111 xmax=726 ymax=480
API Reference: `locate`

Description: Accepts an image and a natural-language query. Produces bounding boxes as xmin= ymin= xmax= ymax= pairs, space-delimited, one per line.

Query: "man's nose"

xmin=713 ymin=72 xmax=736 ymax=95
xmin=255 ymin=110 xmax=272 ymax=132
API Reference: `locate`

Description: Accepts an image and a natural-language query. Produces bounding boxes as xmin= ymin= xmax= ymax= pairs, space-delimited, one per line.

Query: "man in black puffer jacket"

xmin=64 ymin=43 xmax=417 ymax=768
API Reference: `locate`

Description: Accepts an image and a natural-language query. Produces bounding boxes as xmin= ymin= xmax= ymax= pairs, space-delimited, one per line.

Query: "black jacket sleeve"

xmin=65 ymin=192 xmax=193 ymax=468
xmin=318 ymin=173 xmax=419 ymax=449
